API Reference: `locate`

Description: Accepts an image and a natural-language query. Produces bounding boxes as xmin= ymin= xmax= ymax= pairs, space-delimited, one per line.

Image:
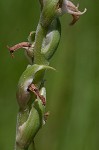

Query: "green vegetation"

xmin=0 ymin=0 xmax=99 ymax=150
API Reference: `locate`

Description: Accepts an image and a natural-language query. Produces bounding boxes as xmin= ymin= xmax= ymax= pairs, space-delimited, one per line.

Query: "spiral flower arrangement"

xmin=8 ymin=0 xmax=86 ymax=149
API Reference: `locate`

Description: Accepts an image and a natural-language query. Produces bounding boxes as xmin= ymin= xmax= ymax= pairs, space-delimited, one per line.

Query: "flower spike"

xmin=8 ymin=1 xmax=87 ymax=149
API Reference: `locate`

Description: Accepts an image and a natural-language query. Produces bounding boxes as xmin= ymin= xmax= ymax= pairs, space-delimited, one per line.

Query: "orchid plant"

xmin=8 ymin=0 xmax=86 ymax=150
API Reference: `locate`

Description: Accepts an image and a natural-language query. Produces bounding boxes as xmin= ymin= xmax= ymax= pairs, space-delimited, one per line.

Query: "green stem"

xmin=33 ymin=0 xmax=60 ymax=65
xmin=33 ymin=23 xmax=48 ymax=65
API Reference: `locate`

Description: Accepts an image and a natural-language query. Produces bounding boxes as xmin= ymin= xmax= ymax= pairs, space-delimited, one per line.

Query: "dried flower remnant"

xmin=58 ymin=0 xmax=87 ymax=25
xmin=7 ymin=42 xmax=31 ymax=57
xmin=28 ymin=84 xmax=46 ymax=106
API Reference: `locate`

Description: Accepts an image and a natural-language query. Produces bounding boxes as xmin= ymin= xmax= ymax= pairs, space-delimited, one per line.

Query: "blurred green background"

xmin=0 ymin=0 xmax=99 ymax=150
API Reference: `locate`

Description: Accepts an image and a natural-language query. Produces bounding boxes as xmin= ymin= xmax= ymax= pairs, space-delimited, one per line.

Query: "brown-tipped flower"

xmin=58 ymin=0 xmax=87 ymax=25
xmin=7 ymin=42 xmax=31 ymax=57
xmin=28 ymin=84 xmax=46 ymax=106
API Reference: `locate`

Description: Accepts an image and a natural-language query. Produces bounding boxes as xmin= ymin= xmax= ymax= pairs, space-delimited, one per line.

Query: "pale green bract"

xmin=17 ymin=64 xmax=55 ymax=110
xmin=16 ymin=87 xmax=46 ymax=149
